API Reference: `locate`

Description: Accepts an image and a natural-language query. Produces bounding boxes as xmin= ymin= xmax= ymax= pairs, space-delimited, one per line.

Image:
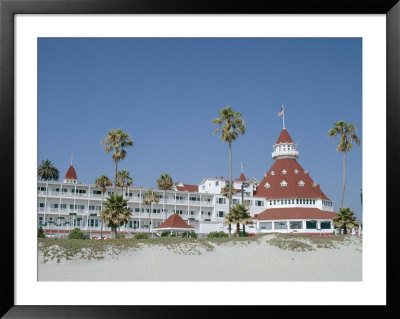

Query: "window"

xmin=125 ymin=192 xmax=133 ymax=197
xmin=264 ymin=182 xmax=270 ymax=188
xmin=313 ymin=199 xmax=315 ymax=204
xmin=51 ymin=188 xmax=59 ymax=192
xmin=38 ymin=203 xmax=45 ymax=208
xmin=282 ymin=169 xmax=287 ymax=174
xmin=232 ymin=199 xmax=239 ymax=204
xmin=93 ymin=190 xmax=101 ymax=195
xmin=296 ymin=199 xmax=299 ymax=204
xmin=135 ymin=208 xmax=139 ymax=212
xmin=218 ymin=198 xmax=226 ymax=204
xmin=274 ymin=222 xmax=288 ymax=230
xmin=306 ymin=199 xmax=309 ymax=204
xmin=208 ymin=212 xmax=211 ymax=216
xmin=62 ymin=188 xmax=68 ymax=193
xmin=285 ymin=199 xmax=287 ymax=204
xmin=218 ymin=211 xmax=224 ymax=217
xmin=244 ymin=200 xmax=252 ymax=206
xmin=259 ymin=222 xmax=272 ymax=230
xmin=60 ymin=204 xmax=67 ymax=209
xmin=321 ymin=221 xmax=331 ymax=229
xmin=280 ymin=180 xmax=287 ymax=187
xmin=216 ymin=181 xmax=219 ymax=186
xmin=289 ymin=221 xmax=302 ymax=229
xmin=294 ymin=169 xmax=299 ymax=174
xmin=270 ymin=200 xmax=272 ymax=205
xmin=270 ymin=171 xmax=275 ymax=175
xmin=292 ymin=199 xmax=294 ymax=204
xmin=274 ymin=200 xmax=277 ymax=205
xmin=298 ymin=180 xmax=305 ymax=186
xmin=306 ymin=221 xmax=317 ymax=229
xmin=50 ymin=204 xmax=58 ymax=208
xmin=256 ymin=200 xmax=264 ymax=207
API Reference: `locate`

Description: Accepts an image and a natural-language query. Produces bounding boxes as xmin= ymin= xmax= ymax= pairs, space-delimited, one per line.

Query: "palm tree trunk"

xmin=100 ymin=193 xmax=104 ymax=239
xmin=114 ymin=160 xmax=118 ymax=190
xmin=236 ymin=222 xmax=240 ymax=237
xmin=341 ymin=152 xmax=346 ymax=208
xmin=164 ymin=189 xmax=167 ymax=221
xmin=228 ymin=224 xmax=231 ymax=236
xmin=228 ymin=141 xmax=232 ymax=213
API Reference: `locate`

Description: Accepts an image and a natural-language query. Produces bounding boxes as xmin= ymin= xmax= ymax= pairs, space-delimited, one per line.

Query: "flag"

xmin=277 ymin=106 xmax=284 ymax=116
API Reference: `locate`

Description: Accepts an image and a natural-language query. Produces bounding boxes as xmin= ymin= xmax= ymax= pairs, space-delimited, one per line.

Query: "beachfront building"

xmin=37 ymin=128 xmax=337 ymax=237
xmin=252 ymin=128 xmax=336 ymax=234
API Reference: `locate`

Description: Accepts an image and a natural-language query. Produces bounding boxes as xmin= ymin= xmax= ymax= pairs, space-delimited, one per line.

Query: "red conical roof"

xmin=238 ymin=172 xmax=246 ymax=181
xmin=275 ymin=129 xmax=294 ymax=144
xmin=64 ymin=165 xmax=77 ymax=180
xmin=254 ymin=158 xmax=330 ymax=200
xmin=154 ymin=214 xmax=194 ymax=229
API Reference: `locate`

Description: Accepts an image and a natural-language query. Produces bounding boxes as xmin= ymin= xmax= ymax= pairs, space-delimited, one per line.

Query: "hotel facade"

xmin=37 ymin=128 xmax=337 ymax=237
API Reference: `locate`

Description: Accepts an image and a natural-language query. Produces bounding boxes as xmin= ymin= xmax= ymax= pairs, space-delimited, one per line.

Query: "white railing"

xmin=272 ymin=149 xmax=299 ymax=158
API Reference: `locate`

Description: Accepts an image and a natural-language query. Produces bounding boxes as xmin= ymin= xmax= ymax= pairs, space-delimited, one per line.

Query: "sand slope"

xmin=38 ymin=235 xmax=362 ymax=281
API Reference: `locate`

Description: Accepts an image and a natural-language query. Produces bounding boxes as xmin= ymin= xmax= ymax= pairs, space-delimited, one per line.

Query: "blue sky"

xmin=38 ymin=38 xmax=362 ymax=220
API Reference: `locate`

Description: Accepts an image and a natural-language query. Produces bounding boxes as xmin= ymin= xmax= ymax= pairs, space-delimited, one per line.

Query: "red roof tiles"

xmin=275 ymin=129 xmax=294 ymax=144
xmin=64 ymin=165 xmax=77 ymax=180
xmin=154 ymin=214 xmax=194 ymax=229
xmin=237 ymin=172 xmax=246 ymax=181
xmin=254 ymin=158 xmax=330 ymax=200
xmin=253 ymin=208 xmax=338 ymax=220
xmin=175 ymin=183 xmax=199 ymax=192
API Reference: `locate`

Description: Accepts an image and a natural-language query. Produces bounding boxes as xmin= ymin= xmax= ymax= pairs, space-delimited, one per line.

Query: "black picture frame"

xmin=1 ymin=0 xmax=399 ymax=317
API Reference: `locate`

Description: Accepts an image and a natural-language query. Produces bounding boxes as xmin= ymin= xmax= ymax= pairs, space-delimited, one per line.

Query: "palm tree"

xmin=221 ymin=182 xmax=237 ymax=198
xmin=156 ymin=174 xmax=173 ymax=221
xmin=142 ymin=189 xmax=159 ymax=234
xmin=100 ymin=193 xmax=132 ymax=239
xmin=95 ymin=174 xmax=112 ymax=239
xmin=229 ymin=203 xmax=252 ymax=237
xmin=38 ymin=159 xmax=59 ymax=181
xmin=328 ymin=121 xmax=360 ymax=208
xmin=224 ymin=211 xmax=235 ymax=237
xmin=116 ymin=170 xmax=133 ymax=198
xmin=102 ymin=128 xmax=134 ymax=187
xmin=212 ymin=106 xmax=246 ymax=217
xmin=333 ymin=207 xmax=359 ymax=235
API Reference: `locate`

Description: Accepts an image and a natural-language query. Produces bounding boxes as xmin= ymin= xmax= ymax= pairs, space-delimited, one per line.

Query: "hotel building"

xmin=37 ymin=128 xmax=337 ymax=237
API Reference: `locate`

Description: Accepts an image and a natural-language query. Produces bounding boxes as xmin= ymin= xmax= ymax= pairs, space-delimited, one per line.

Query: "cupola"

xmin=272 ymin=129 xmax=299 ymax=160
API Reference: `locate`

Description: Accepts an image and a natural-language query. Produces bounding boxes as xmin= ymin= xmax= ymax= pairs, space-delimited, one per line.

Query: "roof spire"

xmin=240 ymin=162 xmax=244 ymax=173
xmin=277 ymin=103 xmax=285 ymax=130
xmin=70 ymin=153 xmax=73 ymax=166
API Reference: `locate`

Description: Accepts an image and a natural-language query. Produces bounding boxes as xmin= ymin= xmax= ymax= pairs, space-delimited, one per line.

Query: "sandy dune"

xmin=38 ymin=235 xmax=362 ymax=281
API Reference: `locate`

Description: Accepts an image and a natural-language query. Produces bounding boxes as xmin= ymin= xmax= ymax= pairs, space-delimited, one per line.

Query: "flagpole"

xmin=282 ymin=103 xmax=285 ymax=129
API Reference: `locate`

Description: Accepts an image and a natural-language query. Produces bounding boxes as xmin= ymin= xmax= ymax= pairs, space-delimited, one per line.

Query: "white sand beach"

xmin=38 ymin=235 xmax=362 ymax=281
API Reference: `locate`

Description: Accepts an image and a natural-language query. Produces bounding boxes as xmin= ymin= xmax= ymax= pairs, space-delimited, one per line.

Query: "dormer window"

xmin=264 ymin=182 xmax=270 ymax=188
xmin=298 ymin=180 xmax=305 ymax=186
xmin=271 ymin=171 xmax=275 ymax=175
xmin=294 ymin=169 xmax=299 ymax=174
xmin=282 ymin=169 xmax=287 ymax=174
xmin=280 ymin=180 xmax=287 ymax=187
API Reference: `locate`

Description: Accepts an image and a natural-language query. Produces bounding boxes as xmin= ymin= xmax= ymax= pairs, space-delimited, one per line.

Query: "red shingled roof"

xmin=175 ymin=183 xmax=198 ymax=192
xmin=64 ymin=165 xmax=77 ymax=180
xmin=154 ymin=214 xmax=194 ymax=229
xmin=236 ymin=172 xmax=246 ymax=181
xmin=275 ymin=129 xmax=294 ymax=144
xmin=254 ymin=158 xmax=330 ymax=200
xmin=253 ymin=208 xmax=337 ymax=220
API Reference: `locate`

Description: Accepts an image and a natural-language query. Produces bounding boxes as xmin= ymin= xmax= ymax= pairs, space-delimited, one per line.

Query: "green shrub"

xmin=67 ymin=228 xmax=87 ymax=240
xmin=37 ymin=227 xmax=46 ymax=238
xmin=161 ymin=231 xmax=170 ymax=237
xmin=190 ymin=231 xmax=197 ymax=238
xmin=116 ymin=234 xmax=125 ymax=239
xmin=134 ymin=232 xmax=148 ymax=240
xmin=207 ymin=231 xmax=228 ymax=238
xmin=239 ymin=231 xmax=249 ymax=237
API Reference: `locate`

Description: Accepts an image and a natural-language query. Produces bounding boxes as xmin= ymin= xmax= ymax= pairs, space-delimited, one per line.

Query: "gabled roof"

xmin=254 ymin=158 xmax=330 ymax=200
xmin=253 ymin=208 xmax=337 ymax=220
xmin=174 ymin=183 xmax=199 ymax=192
xmin=236 ymin=172 xmax=246 ymax=181
xmin=64 ymin=165 xmax=77 ymax=180
xmin=154 ymin=214 xmax=194 ymax=230
xmin=275 ymin=129 xmax=294 ymax=144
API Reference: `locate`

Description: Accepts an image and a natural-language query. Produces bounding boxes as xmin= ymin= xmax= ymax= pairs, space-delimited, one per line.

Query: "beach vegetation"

xmin=207 ymin=231 xmax=228 ymax=238
xmin=101 ymin=194 xmax=132 ymax=239
xmin=95 ymin=174 xmax=112 ymax=239
xmin=328 ymin=121 xmax=360 ymax=208
xmin=68 ymin=228 xmax=88 ymax=240
xmin=102 ymin=128 xmax=134 ymax=187
xmin=229 ymin=203 xmax=252 ymax=237
xmin=182 ymin=231 xmax=197 ymax=238
xmin=212 ymin=106 xmax=246 ymax=224
xmin=134 ymin=232 xmax=148 ymax=240
xmin=38 ymin=159 xmax=59 ymax=181
xmin=38 ymin=227 xmax=46 ymax=238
